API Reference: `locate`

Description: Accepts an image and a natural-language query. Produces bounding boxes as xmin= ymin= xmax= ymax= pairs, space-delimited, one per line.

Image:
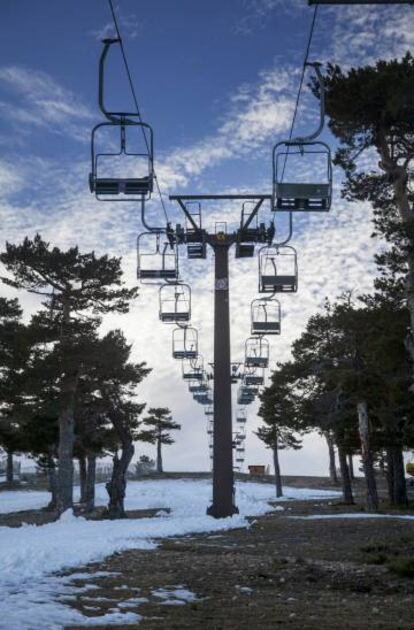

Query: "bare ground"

xmin=2 ymin=475 xmax=414 ymax=628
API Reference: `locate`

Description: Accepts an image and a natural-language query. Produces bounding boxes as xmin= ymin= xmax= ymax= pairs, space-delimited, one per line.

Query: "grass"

xmin=388 ymin=556 xmax=414 ymax=578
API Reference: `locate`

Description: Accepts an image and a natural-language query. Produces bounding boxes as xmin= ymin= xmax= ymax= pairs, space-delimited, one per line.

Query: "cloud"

xmin=0 ymin=66 xmax=93 ymax=142
xmin=89 ymin=12 xmax=143 ymax=41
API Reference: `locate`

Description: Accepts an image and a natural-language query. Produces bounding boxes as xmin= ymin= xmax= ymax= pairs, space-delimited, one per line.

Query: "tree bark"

xmin=57 ymin=373 xmax=78 ymax=512
xmin=385 ymin=446 xmax=395 ymax=503
xmin=348 ymin=454 xmax=355 ymax=480
xmin=106 ymin=445 xmax=134 ymax=518
xmin=377 ymin=137 xmax=414 ymax=383
xmin=46 ymin=458 xmax=58 ymax=511
xmin=324 ymin=432 xmax=338 ymax=484
xmin=56 ymin=296 xmax=79 ymax=513
xmin=156 ymin=433 xmax=163 ymax=474
xmin=78 ymin=455 xmax=87 ymax=504
xmin=357 ymin=401 xmax=379 ymax=513
xmin=6 ymin=450 xmax=13 ymax=483
xmin=273 ymin=440 xmax=283 ymax=498
xmin=337 ymin=441 xmax=354 ymax=504
xmin=390 ymin=443 xmax=408 ymax=506
xmin=106 ymin=407 xmax=135 ymax=518
xmin=85 ymin=455 xmax=96 ymax=512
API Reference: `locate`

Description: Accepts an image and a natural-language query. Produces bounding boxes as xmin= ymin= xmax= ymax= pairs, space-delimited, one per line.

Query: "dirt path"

xmin=62 ymin=496 xmax=414 ymax=630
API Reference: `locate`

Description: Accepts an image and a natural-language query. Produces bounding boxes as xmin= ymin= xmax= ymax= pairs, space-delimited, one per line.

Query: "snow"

xmin=291 ymin=513 xmax=414 ymax=521
xmin=0 ymin=479 xmax=340 ymax=629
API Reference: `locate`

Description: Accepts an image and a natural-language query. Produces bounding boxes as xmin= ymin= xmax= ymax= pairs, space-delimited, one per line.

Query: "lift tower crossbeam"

xmin=170 ymin=193 xmax=273 ymax=518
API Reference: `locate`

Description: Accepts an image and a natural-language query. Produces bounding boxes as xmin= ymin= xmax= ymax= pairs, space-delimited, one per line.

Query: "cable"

xmin=107 ymin=0 xmax=170 ymax=225
xmin=272 ymin=4 xmax=319 ymax=240
xmin=281 ymin=4 xmax=319 ymax=181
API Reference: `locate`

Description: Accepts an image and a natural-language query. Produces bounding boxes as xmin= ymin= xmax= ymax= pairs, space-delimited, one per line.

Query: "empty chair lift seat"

xmin=252 ymin=320 xmax=280 ymax=333
xmin=275 ymin=182 xmax=330 ymax=211
xmin=91 ymin=176 xmax=153 ymax=197
xmin=260 ymin=273 xmax=296 ymax=293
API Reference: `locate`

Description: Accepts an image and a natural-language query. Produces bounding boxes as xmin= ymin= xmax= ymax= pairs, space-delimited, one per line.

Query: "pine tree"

xmin=0 ymin=234 xmax=138 ymax=511
xmin=257 ymin=364 xmax=302 ymax=498
xmin=0 ymin=297 xmax=32 ymax=483
xmin=139 ymin=408 xmax=181 ymax=473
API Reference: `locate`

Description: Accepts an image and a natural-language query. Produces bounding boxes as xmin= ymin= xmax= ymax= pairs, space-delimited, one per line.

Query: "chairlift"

xmin=159 ymin=283 xmax=191 ymax=323
xmin=242 ymin=379 xmax=259 ymax=395
xmin=90 ymin=119 xmax=154 ymax=201
xmin=188 ymin=379 xmax=208 ymax=394
xmin=258 ymin=245 xmax=297 ymax=293
xmin=245 ymin=337 xmax=269 ymax=369
xmin=244 ymin=368 xmax=264 ymax=387
xmin=237 ymin=386 xmax=255 ymax=406
xmin=89 ymin=39 xmax=154 ymax=201
xmin=205 ymin=405 xmax=214 ymax=417
xmin=272 ymin=141 xmax=332 ymax=211
xmin=172 ymin=326 xmax=198 ymax=359
xmin=182 ymin=356 xmax=203 ymax=380
xmin=272 ymin=62 xmax=332 ymax=212
xmin=251 ymin=298 xmax=281 ymax=335
xmin=236 ymin=409 xmax=247 ymax=424
xmin=137 ymin=232 xmax=178 ymax=283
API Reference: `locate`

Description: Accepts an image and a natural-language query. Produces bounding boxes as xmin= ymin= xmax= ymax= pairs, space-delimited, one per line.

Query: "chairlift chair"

xmin=137 ymin=232 xmax=178 ymax=283
xmin=236 ymin=409 xmax=247 ymax=424
xmin=172 ymin=326 xmax=198 ymax=360
xmin=272 ymin=141 xmax=332 ymax=211
xmin=251 ymin=298 xmax=281 ymax=335
xmin=237 ymin=387 xmax=255 ymax=406
xmin=258 ymin=245 xmax=298 ymax=293
xmin=182 ymin=357 xmax=203 ymax=380
xmin=188 ymin=380 xmax=208 ymax=394
xmin=205 ymin=405 xmax=214 ymax=416
xmin=245 ymin=337 xmax=270 ymax=369
xmin=90 ymin=118 xmax=154 ymax=201
xmin=159 ymin=283 xmax=191 ymax=323
xmin=90 ymin=38 xmax=154 ymax=202
xmin=242 ymin=379 xmax=259 ymax=395
xmin=244 ymin=368 xmax=264 ymax=387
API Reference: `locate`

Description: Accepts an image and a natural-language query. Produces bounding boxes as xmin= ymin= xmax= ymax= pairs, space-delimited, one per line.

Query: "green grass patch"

xmin=388 ymin=556 xmax=414 ymax=578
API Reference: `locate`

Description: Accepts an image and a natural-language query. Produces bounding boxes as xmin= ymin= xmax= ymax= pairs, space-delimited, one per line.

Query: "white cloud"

xmin=0 ymin=66 xmax=93 ymax=142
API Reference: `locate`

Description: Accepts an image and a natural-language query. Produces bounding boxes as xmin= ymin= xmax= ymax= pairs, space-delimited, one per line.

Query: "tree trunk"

xmin=106 ymin=406 xmax=135 ymax=519
xmin=156 ymin=436 xmax=163 ymax=474
xmin=390 ymin=444 xmax=408 ymax=506
xmin=337 ymin=441 xmax=354 ymax=504
xmin=348 ymin=454 xmax=355 ymax=480
xmin=78 ymin=455 xmax=87 ymax=504
xmin=357 ymin=401 xmax=379 ymax=513
xmin=385 ymin=446 xmax=395 ymax=503
xmin=6 ymin=450 xmax=13 ymax=483
xmin=378 ymin=139 xmax=414 ymax=384
xmin=273 ymin=441 xmax=283 ymax=498
xmin=85 ymin=455 xmax=96 ymax=512
xmin=56 ymin=296 xmax=78 ymax=513
xmin=324 ymin=432 xmax=338 ymax=484
xmin=46 ymin=458 xmax=58 ymax=511
xmin=57 ymin=374 xmax=77 ymax=512
xmin=106 ymin=444 xmax=134 ymax=518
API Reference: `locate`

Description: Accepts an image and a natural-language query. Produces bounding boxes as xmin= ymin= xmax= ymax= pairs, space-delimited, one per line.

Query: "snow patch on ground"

xmin=0 ymin=479 xmax=340 ymax=629
xmin=290 ymin=513 xmax=414 ymax=521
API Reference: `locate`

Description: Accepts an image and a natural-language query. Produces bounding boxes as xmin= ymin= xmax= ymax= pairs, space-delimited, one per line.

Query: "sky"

xmin=1 ymin=0 xmax=413 ymax=476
